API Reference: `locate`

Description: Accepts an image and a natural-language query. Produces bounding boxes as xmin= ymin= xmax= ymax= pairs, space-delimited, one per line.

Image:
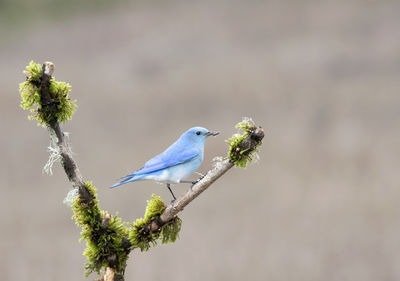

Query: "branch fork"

xmin=20 ymin=61 xmax=264 ymax=281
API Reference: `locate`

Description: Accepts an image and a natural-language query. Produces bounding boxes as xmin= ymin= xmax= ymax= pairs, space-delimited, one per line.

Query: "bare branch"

xmin=102 ymin=212 xmax=111 ymax=229
xmin=103 ymin=267 xmax=115 ymax=281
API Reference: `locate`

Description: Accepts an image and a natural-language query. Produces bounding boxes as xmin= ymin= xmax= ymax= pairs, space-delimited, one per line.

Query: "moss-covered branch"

xmin=20 ymin=61 xmax=132 ymax=279
xmin=19 ymin=61 xmax=264 ymax=281
xmin=20 ymin=61 xmax=76 ymax=127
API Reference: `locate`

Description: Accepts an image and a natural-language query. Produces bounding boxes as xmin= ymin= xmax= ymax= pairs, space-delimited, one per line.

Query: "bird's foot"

xmin=190 ymin=175 xmax=204 ymax=191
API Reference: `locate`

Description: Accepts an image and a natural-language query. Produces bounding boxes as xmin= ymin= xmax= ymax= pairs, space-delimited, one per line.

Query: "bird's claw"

xmin=190 ymin=175 xmax=204 ymax=191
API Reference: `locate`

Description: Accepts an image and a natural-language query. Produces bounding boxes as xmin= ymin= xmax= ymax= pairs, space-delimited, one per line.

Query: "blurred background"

xmin=1 ymin=0 xmax=400 ymax=280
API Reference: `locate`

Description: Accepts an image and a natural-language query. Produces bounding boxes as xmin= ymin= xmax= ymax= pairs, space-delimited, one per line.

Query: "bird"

xmin=110 ymin=127 xmax=219 ymax=200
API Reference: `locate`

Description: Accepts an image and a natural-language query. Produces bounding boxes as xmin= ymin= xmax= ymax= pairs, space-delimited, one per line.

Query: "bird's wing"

xmin=121 ymin=147 xmax=199 ymax=178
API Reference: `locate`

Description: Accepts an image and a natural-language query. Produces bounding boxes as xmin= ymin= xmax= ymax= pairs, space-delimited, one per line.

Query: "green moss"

xmin=160 ymin=216 xmax=182 ymax=244
xmin=81 ymin=213 xmax=130 ymax=277
xmin=72 ymin=182 xmax=101 ymax=229
xmin=226 ymin=118 xmax=262 ymax=168
xmin=23 ymin=60 xmax=43 ymax=81
xmin=48 ymin=78 xmax=77 ymax=123
xmin=72 ymin=182 xmax=130 ymax=277
xmin=129 ymin=195 xmax=181 ymax=251
xmin=19 ymin=61 xmax=42 ymax=115
xmin=19 ymin=60 xmax=77 ymax=126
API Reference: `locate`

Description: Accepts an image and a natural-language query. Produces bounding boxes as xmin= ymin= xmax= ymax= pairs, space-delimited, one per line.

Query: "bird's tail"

xmin=110 ymin=174 xmax=146 ymax=188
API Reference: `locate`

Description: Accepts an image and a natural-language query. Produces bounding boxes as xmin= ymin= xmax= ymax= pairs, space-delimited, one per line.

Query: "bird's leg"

xmin=183 ymin=172 xmax=206 ymax=190
xmin=180 ymin=180 xmax=198 ymax=190
xmin=180 ymin=180 xmax=197 ymax=185
xmin=181 ymin=176 xmax=205 ymax=190
xmin=166 ymin=183 xmax=177 ymax=201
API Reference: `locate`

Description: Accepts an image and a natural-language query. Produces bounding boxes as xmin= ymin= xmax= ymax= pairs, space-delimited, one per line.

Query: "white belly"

xmin=146 ymin=156 xmax=202 ymax=184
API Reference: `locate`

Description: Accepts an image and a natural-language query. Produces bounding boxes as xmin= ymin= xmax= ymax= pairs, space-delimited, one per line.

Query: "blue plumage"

xmin=111 ymin=127 xmax=218 ymax=199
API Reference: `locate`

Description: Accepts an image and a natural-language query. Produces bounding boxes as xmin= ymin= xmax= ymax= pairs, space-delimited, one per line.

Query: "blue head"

xmin=179 ymin=127 xmax=219 ymax=148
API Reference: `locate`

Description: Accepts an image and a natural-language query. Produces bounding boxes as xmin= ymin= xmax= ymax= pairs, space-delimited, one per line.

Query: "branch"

xmin=38 ymin=63 xmax=119 ymax=279
xmin=41 ymin=63 xmax=94 ymax=206
xmin=149 ymin=125 xmax=265 ymax=231
xmin=20 ymin=60 xmax=264 ymax=281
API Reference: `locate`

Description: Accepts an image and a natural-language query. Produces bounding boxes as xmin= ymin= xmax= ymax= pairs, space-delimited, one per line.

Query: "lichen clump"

xmin=72 ymin=182 xmax=130 ymax=277
xmin=19 ymin=60 xmax=77 ymax=126
xmin=227 ymin=117 xmax=262 ymax=168
xmin=72 ymin=188 xmax=181 ymax=278
xmin=129 ymin=194 xmax=182 ymax=251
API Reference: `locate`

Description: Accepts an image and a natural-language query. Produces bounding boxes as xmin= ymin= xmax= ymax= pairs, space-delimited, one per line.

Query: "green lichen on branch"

xmin=129 ymin=194 xmax=182 ymax=251
xmin=19 ymin=60 xmax=77 ymax=126
xmin=72 ymin=182 xmax=130 ymax=277
xmin=70 ymin=185 xmax=181 ymax=278
xmin=72 ymin=182 xmax=101 ymax=231
xmin=227 ymin=118 xmax=263 ymax=168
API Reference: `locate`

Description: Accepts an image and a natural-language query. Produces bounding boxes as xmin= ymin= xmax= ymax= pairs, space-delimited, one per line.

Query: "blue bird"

xmin=111 ymin=127 xmax=219 ymax=200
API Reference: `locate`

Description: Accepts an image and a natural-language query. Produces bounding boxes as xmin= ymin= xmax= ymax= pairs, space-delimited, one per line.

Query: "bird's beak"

xmin=206 ymin=131 xmax=219 ymax=136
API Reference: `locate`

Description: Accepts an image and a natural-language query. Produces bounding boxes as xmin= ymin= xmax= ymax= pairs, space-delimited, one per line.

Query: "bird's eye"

xmin=196 ymin=131 xmax=201 ymax=135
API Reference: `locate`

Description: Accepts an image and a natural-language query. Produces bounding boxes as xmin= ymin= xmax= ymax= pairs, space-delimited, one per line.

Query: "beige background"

xmin=1 ymin=0 xmax=400 ymax=280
